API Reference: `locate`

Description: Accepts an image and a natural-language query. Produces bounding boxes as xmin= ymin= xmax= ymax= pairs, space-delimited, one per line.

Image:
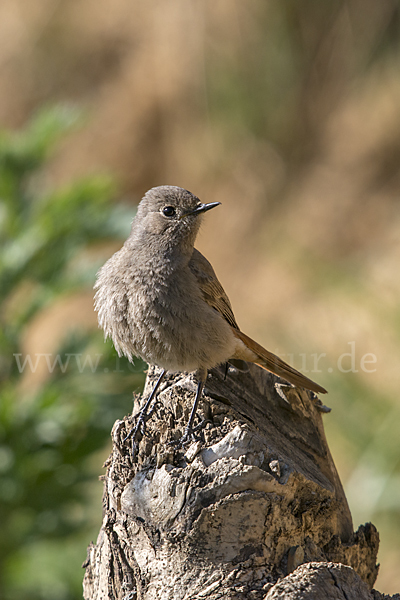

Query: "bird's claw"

xmin=123 ymin=416 xmax=145 ymax=445
xmin=168 ymin=419 xmax=210 ymax=449
xmin=124 ymin=396 xmax=164 ymax=444
xmin=168 ymin=430 xmax=193 ymax=450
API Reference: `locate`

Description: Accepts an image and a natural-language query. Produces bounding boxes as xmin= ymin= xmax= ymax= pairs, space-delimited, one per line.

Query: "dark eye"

xmin=162 ymin=206 xmax=176 ymax=217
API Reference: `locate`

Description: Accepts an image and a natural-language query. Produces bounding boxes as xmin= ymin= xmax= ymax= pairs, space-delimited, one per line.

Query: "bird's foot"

xmin=124 ymin=395 xmax=163 ymax=443
xmin=122 ymin=369 xmax=167 ymax=458
xmin=169 ymin=419 xmax=210 ymax=449
xmin=123 ymin=405 xmax=160 ymax=459
xmin=123 ymin=414 xmax=145 ymax=444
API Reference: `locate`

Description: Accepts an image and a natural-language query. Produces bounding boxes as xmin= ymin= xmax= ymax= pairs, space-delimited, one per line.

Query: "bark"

xmin=83 ymin=364 xmax=387 ymax=600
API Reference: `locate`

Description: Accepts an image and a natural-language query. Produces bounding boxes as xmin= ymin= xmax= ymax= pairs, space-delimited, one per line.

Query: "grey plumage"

xmin=94 ymin=184 xmax=326 ymax=446
xmin=94 ymin=186 xmax=238 ymax=376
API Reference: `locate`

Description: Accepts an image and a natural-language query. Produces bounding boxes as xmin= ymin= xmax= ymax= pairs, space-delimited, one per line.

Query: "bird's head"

xmin=129 ymin=186 xmax=220 ymax=254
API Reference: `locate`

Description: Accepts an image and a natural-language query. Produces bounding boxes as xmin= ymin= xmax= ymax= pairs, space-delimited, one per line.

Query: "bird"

xmin=94 ymin=185 xmax=327 ymax=451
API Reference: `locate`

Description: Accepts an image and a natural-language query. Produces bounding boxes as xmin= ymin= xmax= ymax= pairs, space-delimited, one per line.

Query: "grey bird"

xmin=94 ymin=185 xmax=327 ymax=450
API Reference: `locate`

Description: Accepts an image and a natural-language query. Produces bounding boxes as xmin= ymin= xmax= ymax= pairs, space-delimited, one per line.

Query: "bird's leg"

xmin=185 ymin=379 xmax=205 ymax=434
xmin=124 ymin=369 xmax=166 ymax=451
xmin=223 ymin=362 xmax=229 ymax=380
xmin=175 ymin=368 xmax=208 ymax=447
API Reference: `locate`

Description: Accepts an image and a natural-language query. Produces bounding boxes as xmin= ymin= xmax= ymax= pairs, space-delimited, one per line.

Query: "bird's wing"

xmin=189 ymin=248 xmax=239 ymax=330
xmin=189 ymin=250 xmax=327 ymax=393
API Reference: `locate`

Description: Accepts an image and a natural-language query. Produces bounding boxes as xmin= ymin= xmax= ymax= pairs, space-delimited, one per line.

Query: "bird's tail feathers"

xmin=233 ymin=330 xmax=327 ymax=395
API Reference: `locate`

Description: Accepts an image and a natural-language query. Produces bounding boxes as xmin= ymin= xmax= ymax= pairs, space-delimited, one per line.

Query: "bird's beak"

xmin=181 ymin=202 xmax=221 ymax=218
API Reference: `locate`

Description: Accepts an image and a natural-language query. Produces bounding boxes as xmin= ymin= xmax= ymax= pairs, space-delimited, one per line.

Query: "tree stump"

xmin=83 ymin=364 xmax=386 ymax=600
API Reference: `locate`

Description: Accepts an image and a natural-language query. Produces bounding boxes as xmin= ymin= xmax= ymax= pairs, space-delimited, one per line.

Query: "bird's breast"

xmin=121 ymin=266 xmax=238 ymax=372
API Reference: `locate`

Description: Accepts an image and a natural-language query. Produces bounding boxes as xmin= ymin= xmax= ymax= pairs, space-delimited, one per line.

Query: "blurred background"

xmin=0 ymin=1 xmax=400 ymax=598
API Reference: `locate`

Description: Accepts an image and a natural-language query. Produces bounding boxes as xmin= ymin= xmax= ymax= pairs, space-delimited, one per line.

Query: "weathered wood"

xmin=263 ymin=562 xmax=380 ymax=600
xmin=83 ymin=364 xmax=382 ymax=600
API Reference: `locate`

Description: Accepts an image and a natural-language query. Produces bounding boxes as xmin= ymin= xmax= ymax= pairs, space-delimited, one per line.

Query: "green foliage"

xmin=0 ymin=108 xmax=146 ymax=600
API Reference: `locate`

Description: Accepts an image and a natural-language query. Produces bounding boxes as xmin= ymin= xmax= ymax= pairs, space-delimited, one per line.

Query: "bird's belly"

xmin=126 ymin=295 xmax=237 ymax=373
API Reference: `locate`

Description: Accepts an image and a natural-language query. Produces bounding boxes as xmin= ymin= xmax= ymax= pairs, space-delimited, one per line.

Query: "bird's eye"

xmin=162 ymin=206 xmax=176 ymax=217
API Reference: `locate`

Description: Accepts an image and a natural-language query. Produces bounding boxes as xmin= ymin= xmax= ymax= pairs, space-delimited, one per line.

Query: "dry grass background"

xmin=1 ymin=0 xmax=400 ymax=593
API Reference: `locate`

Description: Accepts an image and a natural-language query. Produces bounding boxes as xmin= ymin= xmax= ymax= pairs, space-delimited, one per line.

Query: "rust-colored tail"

xmin=233 ymin=329 xmax=327 ymax=395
